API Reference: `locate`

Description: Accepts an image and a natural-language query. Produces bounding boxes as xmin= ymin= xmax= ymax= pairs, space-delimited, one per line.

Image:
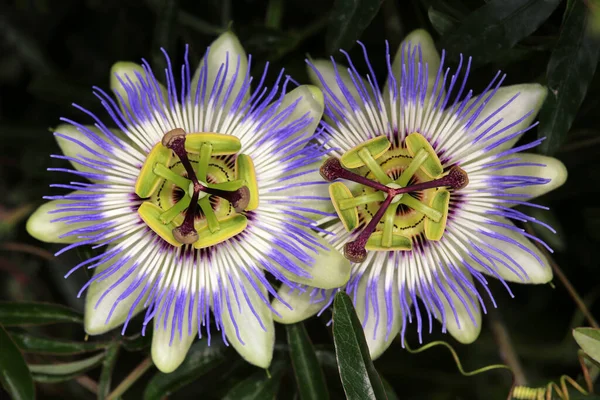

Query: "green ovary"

xmin=330 ymin=133 xmax=454 ymax=252
xmin=359 ymin=147 xmax=439 ymax=239
xmin=136 ymin=132 xmax=258 ymax=249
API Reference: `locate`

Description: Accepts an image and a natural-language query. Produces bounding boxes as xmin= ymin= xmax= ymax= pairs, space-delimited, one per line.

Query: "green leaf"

xmin=0 ymin=325 xmax=35 ymax=400
xmin=122 ymin=332 xmax=152 ymax=352
xmin=332 ymin=292 xmax=387 ymax=400
xmin=573 ymin=327 xmax=600 ymax=364
xmin=325 ymin=0 xmax=384 ymax=54
xmin=10 ymin=332 xmax=109 ymax=355
xmin=538 ymin=0 xmax=600 ymax=155
xmin=428 ymin=7 xmax=458 ymax=36
xmin=286 ymin=323 xmax=329 ymax=400
xmin=381 ymin=376 xmax=399 ymax=400
xmin=440 ymin=0 xmax=562 ymax=64
xmin=97 ymin=342 xmax=120 ymax=400
xmin=143 ymin=340 xmax=229 ymax=400
xmin=222 ymin=360 xmax=286 ymax=400
xmin=29 ymin=352 xmax=105 ymax=383
xmin=0 ymin=302 xmax=83 ymax=326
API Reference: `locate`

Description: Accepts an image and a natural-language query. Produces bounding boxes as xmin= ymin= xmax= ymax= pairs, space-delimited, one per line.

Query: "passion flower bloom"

xmin=272 ymin=29 xmax=567 ymax=358
xmin=26 ymin=32 xmax=350 ymax=372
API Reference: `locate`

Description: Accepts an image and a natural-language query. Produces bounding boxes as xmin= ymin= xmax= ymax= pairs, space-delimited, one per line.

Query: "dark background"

xmin=0 ymin=0 xmax=599 ymax=399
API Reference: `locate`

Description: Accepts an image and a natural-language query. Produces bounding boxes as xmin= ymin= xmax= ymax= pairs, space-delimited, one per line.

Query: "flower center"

xmin=321 ymin=133 xmax=468 ymax=262
xmin=135 ymin=128 xmax=259 ymax=248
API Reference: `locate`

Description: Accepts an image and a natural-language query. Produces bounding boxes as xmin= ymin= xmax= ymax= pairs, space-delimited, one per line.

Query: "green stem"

xmin=98 ymin=342 xmax=120 ymax=399
xmin=105 ymin=357 xmax=153 ymax=400
xmin=265 ymin=0 xmax=284 ymax=29
xmin=524 ymin=225 xmax=600 ymax=329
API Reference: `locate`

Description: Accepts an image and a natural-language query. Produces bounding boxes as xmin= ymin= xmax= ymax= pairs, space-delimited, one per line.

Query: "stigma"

xmin=135 ymin=128 xmax=258 ymax=248
xmin=323 ymin=133 xmax=469 ymax=262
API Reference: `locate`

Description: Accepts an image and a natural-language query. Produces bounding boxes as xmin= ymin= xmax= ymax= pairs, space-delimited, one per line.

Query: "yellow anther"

xmin=235 ymin=154 xmax=259 ymax=211
xmin=404 ymin=132 xmax=443 ymax=178
xmin=366 ymin=232 xmax=412 ymax=251
xmin=185 ymin=133 xmax=241 ymax=155
xmin=424 ymin=190 xmax=450 ymax=241
xmin=340 ymin=135 xmax=391 ymax=169
xmin=135 ymin=144 xmax=173 ymax=198
xmin=329 ymin=182 xmax=359 ymax=232
xmin=193 ymin=214 xmax=248 ymax=249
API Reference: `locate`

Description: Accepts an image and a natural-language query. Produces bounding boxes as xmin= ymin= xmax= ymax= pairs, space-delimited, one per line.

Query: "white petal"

xmin=26 ymin=193 xmax=95 ymax=244
xmin=221 ymin=274 xmax=274 ymax=369
xmin=496 ymin=153 xmax=567 ymax=200
xmin=271 ymin=285 xmax=331 ymax=324
xmin=271 ymin=159 xmax=334 ymax=218
xmin=468 ymin=217 xmax=552 ymax=284
xmin=191 ymin=31 xmax=249 ymax=116
xmin=353 ymin=264 xmax=401 ymax=359
xmin=307 ymin=59 xmax=374 ymax=114
xmin=470 ymin=84 xmax=547 ymax=152
xmin=433 ymin=271 xmax=482 ymax=344
xmin=110 ymin=62 xmax=168 ymax=114
xmin=276 ymin=233 xmax=351 ymax=290
xmin=84 ymin=251 xmax=148 ymax=335
xmin=53 ymin=124 xmax=124 ymax=174
xmin=384 ymin=28 xmax=441 ymax=107
xmin=151 ymin=296 xmax=198 ymax=373
xmin=273 ymin=85 xmax=324 ymax=144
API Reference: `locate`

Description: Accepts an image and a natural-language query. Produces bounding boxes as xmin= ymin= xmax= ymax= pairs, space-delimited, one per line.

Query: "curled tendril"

xmin=403 ymin=341 xmax=596 ymax=400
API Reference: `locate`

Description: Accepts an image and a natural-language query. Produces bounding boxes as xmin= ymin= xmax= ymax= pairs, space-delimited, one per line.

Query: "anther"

xmin=343 ymin=193 xmax=395 ymax=263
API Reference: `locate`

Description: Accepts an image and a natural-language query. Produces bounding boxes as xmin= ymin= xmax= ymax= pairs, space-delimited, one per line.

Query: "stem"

xmin=76 ymin=375 xmax=99 ymax=394
xmin=106 ymin=357 xmax=153 ymax=400
xmin=265 ymin=0 xmax=284 ymax=29
xmin=578 ymin=350 xmax=594 ymax=393
xmin=488 ymin=308 xmax=528 ymax=386
xmin=524 ymin=225 xmax=599 ymax=329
